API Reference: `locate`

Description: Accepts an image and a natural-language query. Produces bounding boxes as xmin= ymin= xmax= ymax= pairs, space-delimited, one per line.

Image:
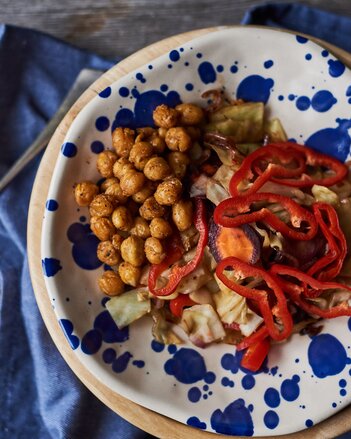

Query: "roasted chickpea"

xmin=105 ymin=181 xmax=128 ymax=203
xmin=113 ymin=157 xmax=134 ymax=179
xmin=74 ymin=181 xmax=99 ymax=206
xmin=143 ymin=157 xmax=171 ymax=181
xmin=132 ymin=180 xmax=157 ymax=204
xmin=97 ymin=150 xmax=118 ymax=177
xmin=127 ymin=199 xmax=140 ymax=216
xmin=165 ymin=127 xmax=192 ymax=152
xmin=118 ymin=261 xmax=141 ymax=287
xmin=149 ymin=132 xmax=166 ymax=154
xmin=139 ymin=196 xmax=165 ymax=220
xmin=186 ymin=126 xmax=201 ymax=140
xmin=175 ymin=103 xmax=204 ymax=126
xmin=98 ymin=270 xmax=125 ymax=296
xmin=97 ymin=241 xmax=121 ymax=266
xmin=89 ymin=194 xmax=116 ymax=217
xmin=136 ymin=127 xmax=155 ymax=141
xmin=120 ymin=170 xmax=145 ymax=196
xmin=120 ymin=236 xmax=145 ymax=267
xmin=153 ymin=104 xmax=179 ymax=128
xmin=90 ymin=216 xmax=116 ymax=241
xmin=149 ymin=218 xmax=172 ymax=239
xmin=111 ymin=233 xmax=124 ymax=251
xmin=111 ymin=206 xmax=133 ymax=231
xmin=154 ymin=177 xmax=183 ymax=206
xmin=167 ymin=152 xmax=190 ymax=179
xmin=130 ymin=216 xmax=151 ymax=239
xmin=145 ymin=237 xmax=166 ymax=264
xmin=101 ymin=177 xmax=118 ymax=192
xmin=172 ymin=199 xmax=193 ymax=231
xmin=158 ymin=127 xmax=168 ymax=139
xmin=112 ymin=127 xmax=135 ymax=157
xmin=129 ymin=141 xmax=154 ymax=170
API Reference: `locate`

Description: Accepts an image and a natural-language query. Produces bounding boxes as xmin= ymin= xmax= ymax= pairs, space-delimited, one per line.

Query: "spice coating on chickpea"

xmin=129 ymin=141 xmax=154 ymax=170
xmin=98 ymin=270 xmax=125 ymax=296
xmin=130 ymin=216 xmax=151 ymax=239
xmin=175 ymin=103 xmax=204 ymax=126
xmin=105 ymin=181 xmax=129 ymax=203
xmin=111 ymin=206 xmax=133 ymax=231
xmin=113 ymin=157 xmax=134 ymax=179
xmin=153 ymin=104 xmax=179 ymax=128
xmin=149 ymin=132 xmax=166 ymax=154
xmin=165 ymin=127 xmax=192 ymax=152
xmin=172 ymin=199 xmax=194 ymax=231
xmin=89 ymin=194 xmax=116 ymax=217
xmin=118 ymin=262 xmax=141 ymax=287
xmin=145 ymin=237 xmax=166 ymax=264
xmin=90 ymin=216 xmax=116 ymax=241
xmin=120 ymin=170 xmax=146 ymax=196
xmin=143 ymin=156 xmax=171 ymax=181
xmin=101 ymin=177 xmax=118 ymax=192
xmin=132 ymin=180 xmax=156 ymax=204
xmin=167 ymin=152 xmax=190 ymax=179
xmin=154 ymin=177 xmax=183 ymax=206
xmin=112 ymin=127 xmax=135 ymax=158
xmin=74 ymin=181 xmax=99 ymax=206
xmin=97 ymin=150 xmax=118 ymax=177
xmin=139 ymin=196 xmax=165 ymax=220
xmin=149 ymin=218 xmax=172 ymax=239
xmin=120 ymin=235 xmax=145 ymax=267
xmin=97 ymin=241 xmax=121 ymax=266
xmin=111 ymin=233 xmax=124 ymax=251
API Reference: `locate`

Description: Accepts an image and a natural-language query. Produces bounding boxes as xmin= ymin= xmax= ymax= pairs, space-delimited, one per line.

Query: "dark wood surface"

xmin=1 ymin=0 xmax=351 ymax=59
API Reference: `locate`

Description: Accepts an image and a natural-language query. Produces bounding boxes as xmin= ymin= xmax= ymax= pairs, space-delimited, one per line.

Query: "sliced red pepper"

xmin=169 ymin=295 xmax=196 ymax=318
xmin=236 ymin=325 xmax=269 ymax=351
xmin=267 ymin=142 xmax=348 ymax=187
xmin=216 ymin=257 xmax=293 ymax=342
xmin=229 ymin=145 xmax=306 ymax=197
xmin=270 ymin=264 xmax=351 ymax=318
xmin=148 ymin=198 xmax=208 ymax=297
xmin=307 ymin=202 xmax=347 ymax=283
xmin=240 ymin=338 xmax=271 ymax=372
xmin=214 ymin=193 xmax=318 ymax=241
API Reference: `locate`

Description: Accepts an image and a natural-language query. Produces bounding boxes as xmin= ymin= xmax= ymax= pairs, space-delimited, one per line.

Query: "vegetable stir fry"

xmin=74 ymin=93 xmax=351 ymax=372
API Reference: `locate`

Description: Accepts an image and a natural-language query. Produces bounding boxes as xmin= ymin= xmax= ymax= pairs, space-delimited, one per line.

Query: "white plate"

xmin=41 ymin=27 xmax=351 ymax=436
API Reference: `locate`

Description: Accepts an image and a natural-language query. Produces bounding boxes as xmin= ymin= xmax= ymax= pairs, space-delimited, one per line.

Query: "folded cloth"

xmin=0 ymin=24 xmax=154 ymax=439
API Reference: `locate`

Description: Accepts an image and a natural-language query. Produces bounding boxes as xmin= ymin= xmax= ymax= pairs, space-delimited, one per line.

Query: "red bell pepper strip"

xmin=169 ymin=295 xmax=196 ymax=318
xmin=240 ymin=338 xmax=271 ymax=372
xmin=214 ymin=193 xmax=318 ymax=241
xmin=266 ymin=142 xmax=348 ymax=187
xmin=216 ymin=257 xmax=293 ymax=342
xmin=270 ymin=264 xmax=351 ymax=318
xmin=229 ymin=145 xmax=306 ymax=197
xmin=236 ymin=325 xmax=269 ymax=351
xmin=307 ymin=203 xmax=347 ymax=283
xmin=148 ymin=198 xmax=208 ymax=297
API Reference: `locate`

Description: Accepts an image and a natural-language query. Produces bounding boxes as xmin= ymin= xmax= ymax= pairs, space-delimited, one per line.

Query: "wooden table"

xmin=1 ymin=0 xmax=351 ymax=59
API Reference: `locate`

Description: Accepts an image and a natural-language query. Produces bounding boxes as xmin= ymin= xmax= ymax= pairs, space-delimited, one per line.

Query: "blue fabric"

xmin=2 ymin=3 xmax=351 ymax=437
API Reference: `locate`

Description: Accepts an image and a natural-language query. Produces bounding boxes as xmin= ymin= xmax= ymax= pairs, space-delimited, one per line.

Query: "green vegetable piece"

xmin=264 ymin=118 xmax=288 ymax=142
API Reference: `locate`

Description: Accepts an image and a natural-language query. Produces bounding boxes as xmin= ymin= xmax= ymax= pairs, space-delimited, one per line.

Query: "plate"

xmin=40 ymin=27 xmax=351 ymax=436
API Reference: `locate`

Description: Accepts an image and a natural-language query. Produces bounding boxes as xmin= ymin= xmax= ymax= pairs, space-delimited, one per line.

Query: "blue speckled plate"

xmin=41 ymin=27 xmax=351 ymax=436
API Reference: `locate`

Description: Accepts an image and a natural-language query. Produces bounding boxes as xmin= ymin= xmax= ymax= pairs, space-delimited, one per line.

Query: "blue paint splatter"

xmin=160 ymin=84 xmax=168 ymax=92
xmin=169 ymin=50 xmax=180 ymax=62
xmin=217 ymin=64 xmax=224 ymax=72
xmin=168 ymin=344 xmax=177 ymax=354
xmin=211 ymin=399 xmax=254 ymax=436
xmin=236 ymin=75 xmax=274 ymax=104
xmin=99 ymin=87 xmax=111 ymax=98
xmin=59 ymin=319 xmax=79 ymax=349
xmin=296 ymin=96 xmax=311 ymax=111
xmin=278 ymin=95 xmax=284 ymax=101
xmin=61 ymin=142 xmax=77 ymax=157
xmin=188 ymin=387 xmax=201 ymax=402
xmin=333 ymin=402 xmax=337 ymax=408
xmin=305 ymin=53 xmax=312 ymax=60
xmin=328 ymin=59 xmax=345 ymax=78
xmin=305 ymin=419 xmax=313 ymax=427
xmin=187 ymin=417 xmax=206 ymax=429
xmin=79 ymin=216 xmax=86 ymax=223
xmin=270 ymin=366 xmax=278 ymax=376
xmin=164 ymin=348 xmax=207 ymax=384
xmin=151 ymin=340 xmax=165 ymax=352
xmin=264 ymin=60 xmax=273 ymax=69
xmin=196 ymin=53 xmax=203 ymax=59
xmin=94 ymin=310 xmax=129 ymax=343
xmin=91 ymin=140 xmax=104 ymax=154
xmin=81 ymin=329 xmax=102 ymax=355
xmin=46 ymin=199 xmax=59 ymax=211
xmin=101 ymin=297 xmax=110 ymax=307
xmin=306 ymin=118 xmax=351 ymax=162
xmin=148 ymin=65 xmax=153 ymax=70
xmin=198 ymin=61 xmax=216 ymax=84
xmin=288 ymin=94 xmax=296 ymax=101
xmin=112 ymin=352 xmax=133 ymax=373
xmin=119 ymin=87 xmax=129 ymax=97
xmin=347 ymin=86 xmax=351 ymax=97
xmin=204 ymin=372 xmax=216 ymax=384
xmin=296 ymin=35 xmax=308 ymax=43
xmin=308 ymin=334 xmax=348 ymax=378
xmin=42 ymin=258 xmax=62 ymax=277
xmin=221 ymin=377 xmax=234 ymax=387
xmin=221 ymin=351 xmax=268 ymax=375
xmin=132 ymin=360 xmax=145 ymax=368
xmin=280 ymin=376 xmax=300 ymax=401
xmin=185 ymin=83 xmax=194 ymax=91
xmin=242 ymin=375 xmax=255 ymax=390
xmin=264 ymin=411 xmax=279 ymax=429
xmin=339 ymin=379 xmax=347 ymax=387
xmin=103 ymin=348 xmax=117 ymax=364
xmin=264 ymin=388 xmax=280 ymax=408
xmin=311 ymin=90 xmax=337 ymax=112
xmin=95 ymin=116 xmax=110 ymax=131
xmin=136 ymin=72 xmax=146 ymax=83
xmin=230 ymin=65 xmax=238 ymax=74
xmin=340 ymin=388 xmax=347 ymax=396
xmin=322 ymin=50 xmax=329 ymax=57
xmin=67 ymin=223 xmax=102 ymax=270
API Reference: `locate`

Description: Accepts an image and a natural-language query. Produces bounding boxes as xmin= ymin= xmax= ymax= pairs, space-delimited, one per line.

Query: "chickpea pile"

xmin=74 ymin=103 xmax=204 ymax=297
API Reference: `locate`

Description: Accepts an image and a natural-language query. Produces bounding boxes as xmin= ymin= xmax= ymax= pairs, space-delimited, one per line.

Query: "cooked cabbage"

xmin=264 ymin=118 xmax=288 ymax=142
xmin=206 ymin=179 xmax=230 ymax=205
xmin=152 ymin=309 xmax=183 ymax=344
xmin=312 ymin=184 xmax=339 ymax=205
xmin=213 ymin=165 xmax=235 ymax=191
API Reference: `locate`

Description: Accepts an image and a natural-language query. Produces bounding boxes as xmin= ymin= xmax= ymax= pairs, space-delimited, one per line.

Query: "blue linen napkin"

xmin=1 ymin=3 xmax=351 ymax=438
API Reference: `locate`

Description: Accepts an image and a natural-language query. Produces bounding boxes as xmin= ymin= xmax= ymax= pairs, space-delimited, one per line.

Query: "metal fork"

xmin=0 ymin=68 xmax=103 ymax=192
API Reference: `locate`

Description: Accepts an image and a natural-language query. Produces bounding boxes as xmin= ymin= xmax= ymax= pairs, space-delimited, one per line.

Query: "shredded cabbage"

xmin=312 ymin=184 xmax=339 ymax=205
